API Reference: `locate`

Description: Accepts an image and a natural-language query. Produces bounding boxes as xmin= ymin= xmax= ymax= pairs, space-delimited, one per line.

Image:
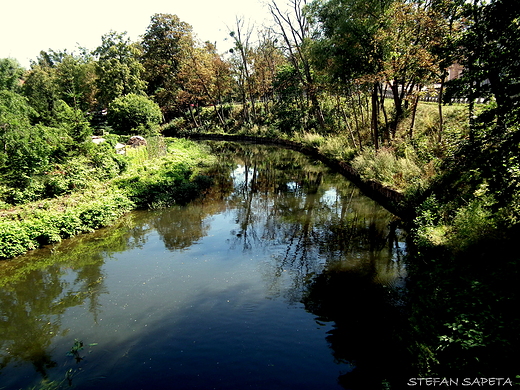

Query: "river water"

xmin=0 ymin=142 xmax=408 ymax=389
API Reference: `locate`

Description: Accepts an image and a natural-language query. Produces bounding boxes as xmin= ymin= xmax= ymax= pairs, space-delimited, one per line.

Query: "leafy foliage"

xmin=107 ymin=93 xmax=162 ymax=135
xmin=94 ymin=31 xmax=147 ymax=108
xmin=0 ymin=58 xmax=24 ymax=92
xmin=0 ymin=91 xmax=59 ymax=187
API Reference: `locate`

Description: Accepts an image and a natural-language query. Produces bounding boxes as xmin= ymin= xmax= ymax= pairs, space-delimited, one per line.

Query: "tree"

xmin=270 ymin=0 xmax=326 ymax=131
xmin=229 ymin=18 xmax=257 ymax=122
xmin=176 ymin=42 xmax=232 ymax=127
xmin=449 ymin=0 xmax=520 ymax=129
xmin=23 ymin=50 xmax=98 ymax=126
xmin=53 ymin=100 xmax=92 ymax=143
xmin=375 ymin=0 xmax=447 ymax=138
xmin=22 ymin=52 xmax=60 ymax=124
xmin=443 ymin=0 xmax=520 ymax=209
xmin=54 ymin=51 xmax=98 ymax=114
xmin=140 ymin=14 xmax=195 ymax=120
xmin=0 ymin=58 xmax=24 ymax=92
xmin=251 ymin=30 xmax=287 ymax=111
xmin=307 ymin=0 xmax=392 ymax=145
xmin=94 ymin=31 xmax=147 ymax=109
xmin=0 ymin=91 xmax=57 ymax=187
xmin=429 ymin=0 xmax=466 ymax=139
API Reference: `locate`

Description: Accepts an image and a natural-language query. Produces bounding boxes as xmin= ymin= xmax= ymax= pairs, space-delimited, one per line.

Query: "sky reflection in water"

xmin=0 ymin=142 xmax=407 ymax=390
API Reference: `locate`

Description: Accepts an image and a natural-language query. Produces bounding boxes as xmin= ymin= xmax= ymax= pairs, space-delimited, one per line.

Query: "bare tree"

xmin=269 ymin=0 xmax=325 ymax=130
xmin=229 ymin=18 xmax=257 ymax=122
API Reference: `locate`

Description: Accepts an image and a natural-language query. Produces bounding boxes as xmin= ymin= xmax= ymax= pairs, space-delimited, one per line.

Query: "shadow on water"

xmin=0 ymin=141 xmax=410 ymax=389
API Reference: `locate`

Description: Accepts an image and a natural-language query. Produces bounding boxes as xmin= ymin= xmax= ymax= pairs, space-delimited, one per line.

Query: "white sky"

xmin=0 ymin=0 xmax=274 ymax=68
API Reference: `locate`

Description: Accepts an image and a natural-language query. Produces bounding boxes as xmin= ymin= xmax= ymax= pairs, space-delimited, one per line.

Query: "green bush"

xmin=76 ymin=191 xmax=134 ymax=230
xmin=0 ymin=190 xmax=134 ymax=259
xmin=107 ymin=93 xmax=163 ymax=135
xmin=0 ymin=221 xmax=37 ymax=259
xmin=161 ymin=117 xmax=188 ymax=136
xmin=0 ymin=138 xmax=214 ymax=259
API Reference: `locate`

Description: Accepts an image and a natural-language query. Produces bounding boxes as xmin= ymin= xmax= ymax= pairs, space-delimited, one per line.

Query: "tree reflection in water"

xmin=208 ymin=142 xmax=409 ymax=388
xmin=0 ymin=141 xmax=408 ymax=389
xmin=0 ymin=214 xmax=149 ymax=383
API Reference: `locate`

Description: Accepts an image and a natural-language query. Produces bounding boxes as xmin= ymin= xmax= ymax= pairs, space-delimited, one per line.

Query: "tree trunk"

xmin=378 ymin=83 xmax=390 ymax=143
xmin=371 ymin=83 xmax=379 ymax=150
xmin=188 ymin=104 xmax=199 ymax=127
xmin=409 ymin=92 xmax=420 ymax=139
xmin=438 ymin=75 xmax=445 ymax=143
xmin=390 ymin=81 xmax=404 ymax=137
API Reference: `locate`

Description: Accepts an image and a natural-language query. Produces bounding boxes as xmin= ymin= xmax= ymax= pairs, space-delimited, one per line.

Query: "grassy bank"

xmin=0 ymin=138 xmax=215 ymax=259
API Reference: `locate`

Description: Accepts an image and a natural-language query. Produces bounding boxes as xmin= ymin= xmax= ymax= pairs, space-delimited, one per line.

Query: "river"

xmin=0 ymin=141 xmax=409 ymax=389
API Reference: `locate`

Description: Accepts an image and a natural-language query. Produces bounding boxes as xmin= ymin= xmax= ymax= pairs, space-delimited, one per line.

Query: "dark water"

xmin=0 ymin=142 xmax=408 ymax=390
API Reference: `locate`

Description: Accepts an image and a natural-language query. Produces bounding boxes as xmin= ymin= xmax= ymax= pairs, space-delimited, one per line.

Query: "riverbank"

xmin=0 ymin=138 xmax=215 ymax=260
xmin=183 ymin=133 xmax=412 ymax=220
xmin=171 ymin=130 xmax=520 ymax=381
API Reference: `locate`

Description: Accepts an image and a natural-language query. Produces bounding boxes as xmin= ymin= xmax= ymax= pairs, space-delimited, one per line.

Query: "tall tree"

xmin=22 ymin=51 xmax=60 ymax=124
xmin=23 ymin=50 xmax=97 ymax=127
xmin=176 ymin=42 xmax=230 ymax=127
xmin=0 ymin=58 xmax=24 ymax=92
xmin=430 ymin=0 xmax=466 ymax=140
xmin=270 ymin=0 xmax=326 ymax=131
xmin=251 ymin=30 xmax=287 ymax=111
xmin=94 ymin=31 xmax=146 ymax=109
xmin=307 ymin=0 xmax=392 ymax=145
xmin=450 ymin=0 xmax=520 ymax=129
xmin=229 ymin=18 xmax=257 ymax=122
xmin=55 ymin=51 xmax=98 ymax=114
xmin=375 ymin=0 xmax=447 ymax=138
xmin=443 ymin=0 xmax=520 ymax=210
xmin=140 ymin=13 xmax=195 ymax=120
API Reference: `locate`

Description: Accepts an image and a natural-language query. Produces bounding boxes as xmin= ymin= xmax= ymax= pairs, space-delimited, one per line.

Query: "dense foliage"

xmin=107 ymin=93 xmax=163 ymax=135
xmin=0 ymin=138 xmax=214 ymax=259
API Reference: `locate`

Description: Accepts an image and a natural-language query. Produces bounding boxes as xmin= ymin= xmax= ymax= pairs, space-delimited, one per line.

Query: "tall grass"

xmin=351 ymin=147 xmax=425 ymax=191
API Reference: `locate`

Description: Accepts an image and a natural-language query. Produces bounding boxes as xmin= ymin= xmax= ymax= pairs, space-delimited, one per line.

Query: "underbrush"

xmin=350 ymin=147 xmax=429 ymax=192
xmin=115 ymin=138 xmax=215 ymax=209
xmin=0 ymin=189 xmax=134 ymax=259
xmin=0 ymin=138 xmax=215 ymax=259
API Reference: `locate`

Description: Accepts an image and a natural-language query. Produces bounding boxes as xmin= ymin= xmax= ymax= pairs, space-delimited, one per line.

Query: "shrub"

xmin=0 ymin=190 xmax=134 ymax=259
xmin=318 ymin=136 xmax=356 ymax=161
xmin=0 ymin=221 xmax=37 ymax=258
xmin=77 ymin=191 xmax=134 ymax=230
xmin=107 ymin=94 xmax=163 ymax=135
xmin=161 ymin=117 xmax=189 ymax=136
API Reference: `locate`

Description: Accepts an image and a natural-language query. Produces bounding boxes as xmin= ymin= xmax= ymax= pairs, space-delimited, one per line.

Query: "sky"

xmin=0 ymin=0 xmax=274 ymax=68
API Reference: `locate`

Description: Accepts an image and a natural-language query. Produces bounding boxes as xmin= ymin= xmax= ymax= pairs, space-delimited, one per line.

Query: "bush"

xmin=0 ymin=190 xmax=135 ymax=259
xmin=107 ymin=94 xmax=163 ymax=135
xmin=0 ymin=221 xmax=37 ymax=258
xmin=161 ymin=117 xmax=189 ymax=136
xmin=0 ymin=138 xmax=215 ymax=258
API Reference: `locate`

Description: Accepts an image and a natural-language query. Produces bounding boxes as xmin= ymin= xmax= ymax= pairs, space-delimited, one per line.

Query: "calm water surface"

xmin=0 ymin=142 xmax=408 ymax=389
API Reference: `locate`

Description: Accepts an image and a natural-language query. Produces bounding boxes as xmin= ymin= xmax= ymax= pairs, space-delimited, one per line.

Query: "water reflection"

xmin=209 ymin=142 xmax=406 ymax=303
xmin=0 ymin=141 xmax=407 ymax=389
